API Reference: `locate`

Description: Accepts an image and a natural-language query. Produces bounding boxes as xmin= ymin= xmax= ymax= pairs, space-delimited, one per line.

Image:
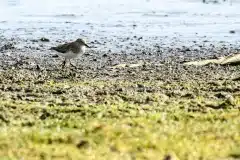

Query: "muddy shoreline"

xmin=1 ymin=0 xmax=240 ymax=158
xmin=0 ymin=36 xmax=239 ymax=79
xmin=0 ymin=37 xmax=240 ymax=107
xmin=0 ymin=37 xmax=240 ymax=159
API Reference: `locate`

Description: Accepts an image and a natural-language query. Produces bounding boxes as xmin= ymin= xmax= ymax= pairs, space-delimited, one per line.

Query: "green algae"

xmin=0 ymin=69 xmax=240 ymax=160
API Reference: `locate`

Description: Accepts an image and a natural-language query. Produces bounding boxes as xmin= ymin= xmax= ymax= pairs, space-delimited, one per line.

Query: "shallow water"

xmin=0 ymin=0 xmax=239 ymax=51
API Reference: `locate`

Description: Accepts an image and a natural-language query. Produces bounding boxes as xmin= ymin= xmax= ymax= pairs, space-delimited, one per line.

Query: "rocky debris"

xmin=0 ymin=43 xmax=15 ymax=52
xmin=40 ymin=37 xmax=50 ymax=42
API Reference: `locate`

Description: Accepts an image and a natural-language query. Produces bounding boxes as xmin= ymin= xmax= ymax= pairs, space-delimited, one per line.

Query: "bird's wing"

xmin=69 ymin=42 xmax=80 ymax=53
xmin=50 ymin=43 xmax=71 ymax=53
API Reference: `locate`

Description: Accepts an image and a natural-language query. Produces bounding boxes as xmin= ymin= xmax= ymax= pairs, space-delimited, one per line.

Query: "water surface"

xmin=0 ymin=0 xmax=239 ymax=50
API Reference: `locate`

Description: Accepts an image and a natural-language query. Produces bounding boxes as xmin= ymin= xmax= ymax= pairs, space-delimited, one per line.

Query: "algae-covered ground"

xmin=0 ymin=40 xmax=240 ymax=160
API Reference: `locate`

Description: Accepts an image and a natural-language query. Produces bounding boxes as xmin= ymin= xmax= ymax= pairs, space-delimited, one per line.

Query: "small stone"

xmin=164 ymin=155 xmax=172 ymax=160
xmin=39 ymin=111 xmax=51 ymax=120
xmin=225 ymin=94 xmax=235 ymax=105
xmin=137 ymin=84 xmax=144 ymax=88
xmin=102 ymin=54 xmax=108 ymax=57
xmin=163 ymin=153 xmax=179 ymax=160
xmin=0 ymin=43 xmax=15 ymax=51
xmin=31 ymin=39 xmax=38 ymax=42
xmin=229 ymin=30 xmax=235 ymax=34
xmin=52 ymin=90 xmax=65 ymax=95
xmin=40 ymin=37 xmax=50 ymax=42
xmin=52 ymin=55 xmax=59 ymax=58
xmin=115 ymin=88 xmax=123 ymax=92
xmin=36 ymin=64 xmax=41 ymax=71
xmin=76 ymin=140 xmax=89 ymax=149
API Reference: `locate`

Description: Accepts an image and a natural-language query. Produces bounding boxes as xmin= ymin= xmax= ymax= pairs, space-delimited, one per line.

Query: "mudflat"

xmin=0 ymin=37 xmax=240 ymax=159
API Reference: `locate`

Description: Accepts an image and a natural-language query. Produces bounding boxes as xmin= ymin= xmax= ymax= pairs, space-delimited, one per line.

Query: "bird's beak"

xmin=84 ymin=42 xmax=90 ymax=48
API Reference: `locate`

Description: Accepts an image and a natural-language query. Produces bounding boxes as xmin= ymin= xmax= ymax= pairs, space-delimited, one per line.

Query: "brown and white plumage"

xmin=50 ymin=38 xmax=90 ymax=68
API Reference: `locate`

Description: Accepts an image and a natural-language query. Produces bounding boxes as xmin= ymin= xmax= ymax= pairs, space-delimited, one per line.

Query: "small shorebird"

xmin=50 ymin=38 xmax=90 ymax=68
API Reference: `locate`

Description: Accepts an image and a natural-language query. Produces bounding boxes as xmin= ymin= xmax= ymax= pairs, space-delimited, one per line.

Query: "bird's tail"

xmin=49 ymin=47 xmax=56 ymax=50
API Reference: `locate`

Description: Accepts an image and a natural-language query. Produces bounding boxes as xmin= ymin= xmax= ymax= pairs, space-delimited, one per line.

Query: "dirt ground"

xmin=0 ymin=38 xmax=240 ymax=159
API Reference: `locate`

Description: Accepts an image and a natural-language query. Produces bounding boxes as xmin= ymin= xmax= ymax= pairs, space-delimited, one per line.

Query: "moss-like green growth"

xmin=0 ymin=68 xmax=239 ymax=160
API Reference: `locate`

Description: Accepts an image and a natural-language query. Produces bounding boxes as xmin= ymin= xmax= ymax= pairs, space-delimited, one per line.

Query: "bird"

xmin=50 ymin=38 xmax=90 ymax=68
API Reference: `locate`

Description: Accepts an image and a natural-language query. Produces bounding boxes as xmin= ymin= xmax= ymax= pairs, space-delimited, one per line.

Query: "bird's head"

xmin=76 ymin=38 xmax=90 ymax=48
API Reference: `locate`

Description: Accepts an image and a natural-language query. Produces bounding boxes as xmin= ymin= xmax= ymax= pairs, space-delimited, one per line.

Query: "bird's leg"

xmin=62 ymin=58 xmax=66 ymax=69
xmin=69 ymin=60 xmax=77 ymax=69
